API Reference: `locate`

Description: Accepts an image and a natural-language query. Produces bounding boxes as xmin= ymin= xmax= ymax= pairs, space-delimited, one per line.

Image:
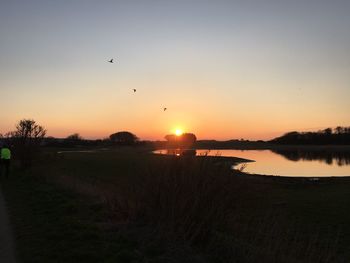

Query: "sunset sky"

xmin=1 ymin=0 xmax=349 ymax=140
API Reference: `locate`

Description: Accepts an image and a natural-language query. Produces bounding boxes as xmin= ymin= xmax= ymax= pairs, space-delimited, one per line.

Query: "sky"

xmin=1 ymin=0 xmax=349 ymax=140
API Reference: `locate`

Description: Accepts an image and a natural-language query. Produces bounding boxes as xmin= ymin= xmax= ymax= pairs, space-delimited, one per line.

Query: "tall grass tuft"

xmin=102 ymin=156 xmax=339 ymax=262
xmin=129 ymin=156 xmax=244 ymax=244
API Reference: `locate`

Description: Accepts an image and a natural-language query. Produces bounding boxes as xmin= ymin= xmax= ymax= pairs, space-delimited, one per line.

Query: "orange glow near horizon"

xmin=1 ymin=1 xmax=350 ymax=142
xmin=1 ymin=113 xmax=349 ymax=142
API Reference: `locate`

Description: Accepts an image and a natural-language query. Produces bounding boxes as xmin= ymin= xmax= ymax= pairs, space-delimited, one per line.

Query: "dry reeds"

xmin=41 ymin=154 xmax=341 ymax=262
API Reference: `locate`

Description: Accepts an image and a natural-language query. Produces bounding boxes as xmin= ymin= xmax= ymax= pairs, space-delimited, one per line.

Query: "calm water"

xmin=154 ymin=149 xmax=350 ymax=177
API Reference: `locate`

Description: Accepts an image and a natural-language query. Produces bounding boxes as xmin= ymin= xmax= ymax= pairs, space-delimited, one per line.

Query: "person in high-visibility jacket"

xmin=0 ymin=145 xmax=11 ymax=178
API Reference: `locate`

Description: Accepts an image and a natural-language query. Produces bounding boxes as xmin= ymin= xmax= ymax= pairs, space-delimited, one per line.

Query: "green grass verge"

xmin=1 ymin=168 xmax=141 ymax=263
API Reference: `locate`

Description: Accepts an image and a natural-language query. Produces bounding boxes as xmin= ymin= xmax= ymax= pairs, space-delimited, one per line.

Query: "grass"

xmin=1 ymin=167 xmax=144 ymax=263
xmin=2 ymin=147 xmax=350 ymax=262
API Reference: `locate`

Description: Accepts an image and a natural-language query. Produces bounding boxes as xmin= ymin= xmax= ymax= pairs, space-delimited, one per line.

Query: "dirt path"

xmin=0 ymin=186 xmax=17 ymax=263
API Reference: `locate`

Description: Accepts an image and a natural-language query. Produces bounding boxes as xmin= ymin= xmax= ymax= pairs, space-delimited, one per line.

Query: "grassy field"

xmin=1 ymin=165 xmax=142 ymax=263
xmin=2 ymin=147 xmax=350 ymax=262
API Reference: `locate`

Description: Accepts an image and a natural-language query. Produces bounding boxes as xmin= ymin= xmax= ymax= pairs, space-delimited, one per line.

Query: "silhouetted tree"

xmin=9 ymin=119 xmax=46 ymax=168
xmin=66 ymin=133 xmax=83 ymax=141
xmin=181 ymin=133 xmax=197 ymax=145
xmin=109 ymin=131 xmax=138 ymax=145
xmin=335 ymin=126 xmax=343 ymax=134
xmin=164 ymin=132 xmax=197 ymax=148
xmin=60 ymin=133 xmax=84 ymax=147
xmin=323 ymin=128 xmax=332 ymax=135
xmin=164 ymin=134 xmax=176 ymax=142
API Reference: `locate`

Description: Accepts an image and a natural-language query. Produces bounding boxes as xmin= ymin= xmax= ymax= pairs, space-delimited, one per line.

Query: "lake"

xmin=154 ymin=149 xmax=350 ymax=177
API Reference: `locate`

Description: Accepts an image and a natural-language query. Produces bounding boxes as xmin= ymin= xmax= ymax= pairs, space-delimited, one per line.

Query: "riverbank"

xmin=2 ymin=149 xmax=350 ymax=262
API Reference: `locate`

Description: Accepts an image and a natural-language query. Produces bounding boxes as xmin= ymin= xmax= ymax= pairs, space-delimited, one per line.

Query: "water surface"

xmin=154 ymin=149 xmax=350 ymax=177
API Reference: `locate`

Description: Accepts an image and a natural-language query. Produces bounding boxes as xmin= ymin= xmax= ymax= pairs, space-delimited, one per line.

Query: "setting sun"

xmin=175 ymin=129 xmax=183 ymax=136
xmin=1 ymin=2 xmax=350 ymax=262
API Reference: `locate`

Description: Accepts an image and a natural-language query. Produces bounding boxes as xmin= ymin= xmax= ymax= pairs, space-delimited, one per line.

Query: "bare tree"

xmin=10 ymin=119 xmax=46 ymax=168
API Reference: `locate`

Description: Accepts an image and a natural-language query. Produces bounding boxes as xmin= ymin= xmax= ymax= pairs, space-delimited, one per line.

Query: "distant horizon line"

xmin=1 ymin=125 xmax=348 ymax=142
xmin=41 ymin=126 xmax=349 ymax=142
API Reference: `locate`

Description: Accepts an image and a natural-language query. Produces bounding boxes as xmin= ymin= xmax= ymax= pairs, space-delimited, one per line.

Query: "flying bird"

xmin=163 ymin=107 xmax=167 ymax=111
xmin=132 ymin=89 xmax=136 ymax=93
xmin=108 ymin=58 xmax=114 ymax=63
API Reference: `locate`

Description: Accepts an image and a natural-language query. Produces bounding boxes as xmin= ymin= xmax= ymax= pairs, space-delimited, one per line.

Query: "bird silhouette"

xmin=163 ymin=107 xmax=167 ymax=111
xmin=108 ymin=59 xmax=114 ymax=63
xmin=132 ymin=89 xmax=136 ymax=93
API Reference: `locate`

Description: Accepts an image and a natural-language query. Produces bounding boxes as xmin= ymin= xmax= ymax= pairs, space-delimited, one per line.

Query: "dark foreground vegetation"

xmin=1 ymin=119 xmax=349 ymax=261
xmin=2 ymin=148 xmax=350 ymax=262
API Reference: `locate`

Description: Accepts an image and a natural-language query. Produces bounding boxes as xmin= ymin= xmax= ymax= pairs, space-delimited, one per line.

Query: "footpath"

xmin=0 ymin=186 xmax=17 ymax=263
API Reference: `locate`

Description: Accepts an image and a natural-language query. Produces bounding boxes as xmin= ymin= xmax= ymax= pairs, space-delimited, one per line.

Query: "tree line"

xmin=0 ymin=119 xmax=144 ymax=168
xmin=270 ymin=127 xmax=350 ymax=145
xmin=0 ymin=118 xmax=201 ymax=169
xmin=42 ymin=131 xmax=140 ymax=147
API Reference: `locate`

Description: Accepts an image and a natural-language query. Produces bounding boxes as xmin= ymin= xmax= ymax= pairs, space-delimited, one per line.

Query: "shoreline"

xmin=240 ymin=172 xmax=350 ymax=184
xmin=190 ymin=144 xmax=350 ymax=151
